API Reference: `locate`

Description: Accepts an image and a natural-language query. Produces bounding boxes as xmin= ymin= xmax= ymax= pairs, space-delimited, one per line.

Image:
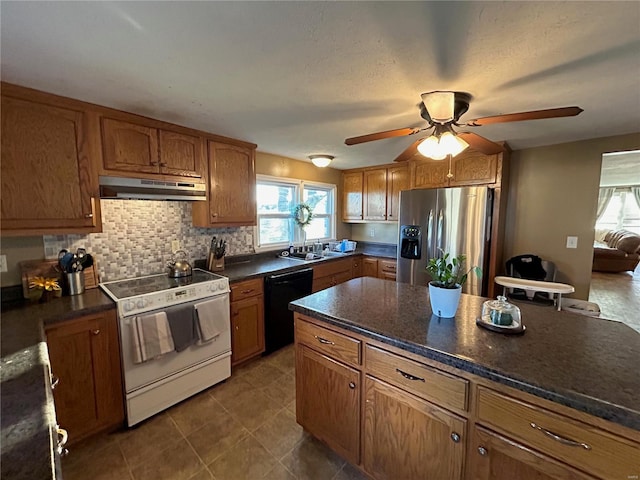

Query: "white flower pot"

xmin=429 ymin=282 xmax=462 ymax=318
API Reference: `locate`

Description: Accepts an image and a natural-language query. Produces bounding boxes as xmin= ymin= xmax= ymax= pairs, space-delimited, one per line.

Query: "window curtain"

xmin=596 ymin=187 xmax=615 ymax=221
xmin=632 ymin=186 xmax=640 ymax=210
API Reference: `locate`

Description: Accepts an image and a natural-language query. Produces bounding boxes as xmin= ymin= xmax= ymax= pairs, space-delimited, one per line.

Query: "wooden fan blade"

xmin=393 ymin=139 xmax=423 ymax=162
xmin=345 ymin=127 xmax=422 ymax=146
xmin=457 ymin=132 xmax=504 ymax=155
xmin=466 ymin=106 xmax=583 ymax=126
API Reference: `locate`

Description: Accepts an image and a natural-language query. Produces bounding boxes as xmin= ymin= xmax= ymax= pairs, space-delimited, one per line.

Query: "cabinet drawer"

xmin=365 ymin=345 xmax=468 ymax=411
xmin=296 ymin=319 xmax=361 ymax=366
xmin=476 ymin=387 xmax=640 ymax=480
xmin=377 ymin=260 xmax=396 ymax=273
xmin=230 ymin=278 xmax=263 ymax=302
xmin=313 ymin=258 xmax=352 ymax=280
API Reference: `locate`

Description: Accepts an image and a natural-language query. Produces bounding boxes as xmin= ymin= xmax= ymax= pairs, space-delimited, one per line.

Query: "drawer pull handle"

xmin=314 ymin=335 xmax=335 ymax=345
xmin=349 ymin=382 xmax=356 ymax=389
xmin=84 ymin=213 xmax=93 ymax=219
xmin=51 ymin=375 xmax=60 ymax=390
xmin=477 ymin=446 xmax=488 ymax=456
xmin=92 ymin=329 xmax=100 ymax=335
xmin=240 ymin=289 xmax=254 ymax=294
xmin=396 ymin=368 xmax=425 ymax=382
xmin=529 ymin=423 xmax=592 ymax=450
xmin=450 ymin=432 xmax=461 ymax=443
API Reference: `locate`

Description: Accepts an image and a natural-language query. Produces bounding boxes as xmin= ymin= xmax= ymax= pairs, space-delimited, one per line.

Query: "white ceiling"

xmin=2 ymin=1 xmax=639 ymax=170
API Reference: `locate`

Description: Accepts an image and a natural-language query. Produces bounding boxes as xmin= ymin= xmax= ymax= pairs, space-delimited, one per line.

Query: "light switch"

xmin=566 ymin=236 xmax=578 ymax=249
xmin=0 ymin=255 xmax=7 ymax=273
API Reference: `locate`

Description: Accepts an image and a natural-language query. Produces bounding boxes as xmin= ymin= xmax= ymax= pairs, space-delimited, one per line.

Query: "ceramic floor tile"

xmin=208 ymin=435 xmax=279 ymax=480
xmin=186 ymin=409 xmax=249 ymax=465
xmin=63 ymin=430 xmax=120 ymax=465
xmin=287 ymin=399 xmax=296 ymax=416
xmin=169 ymin=389 xmax=225 ymax=436
xmin=62 ymin=443 xmax=131 ymax=480
xmin=224 ymin=387 xmax=285 ymax=432
xmin=118 ymin=413 xmax=183 ymax=467
xmin=264 ymin=345 xmax=295 ymax=374
xmin=253 ymin=409 xmax=305 ymax=459
xmin=241 ymin=361 xmax=290 ymax=389
xmin=280 ymin=435 xmax=346 ymax=480
xmin=209 ymin=375 xmax=257 ymax=408
xmin=262 ymin=373 xmax=296 ymax=407
xmin=130 ymin=438 xmax=204 ymax=480
xmin=188 ymin=468 xmax=214 ymax=480
xmin=333 ymin=462 xmax=373 ymax=480
xmin=263 ymin=462 xmax=297 ymax=480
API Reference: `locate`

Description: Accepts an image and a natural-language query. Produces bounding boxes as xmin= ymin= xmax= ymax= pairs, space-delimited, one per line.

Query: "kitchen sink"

xmin=321 ymin=251 xmax=346 ymax=257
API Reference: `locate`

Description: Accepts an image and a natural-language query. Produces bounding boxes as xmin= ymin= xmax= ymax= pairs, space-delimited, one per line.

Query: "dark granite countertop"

xmin=1 ymin=289 xmax=116 ymax=480
xmin=290 ymin=277 xmax=640 ymax=431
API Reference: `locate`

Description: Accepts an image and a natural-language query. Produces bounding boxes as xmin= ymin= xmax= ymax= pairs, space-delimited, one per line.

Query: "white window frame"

xmin=255 ymin=174 xmax=336 ymax=252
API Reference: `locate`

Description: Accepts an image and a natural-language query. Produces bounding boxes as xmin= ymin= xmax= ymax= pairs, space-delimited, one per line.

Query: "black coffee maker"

xmin=400 ymin=225 xmax=421 ymax=259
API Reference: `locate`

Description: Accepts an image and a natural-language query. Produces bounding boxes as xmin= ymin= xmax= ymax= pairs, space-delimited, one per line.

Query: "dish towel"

xmin=131 ymin=312 xmax=175 ymax=364
xmin=165 ymin=304 xmax=198 ymax=352
xmin=194 ymin=298 xmax=226 ymax=342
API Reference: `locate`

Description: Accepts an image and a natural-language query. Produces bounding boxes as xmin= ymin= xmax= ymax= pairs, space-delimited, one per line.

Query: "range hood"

xmin=99 ymin=176 xmax=207 ymax=201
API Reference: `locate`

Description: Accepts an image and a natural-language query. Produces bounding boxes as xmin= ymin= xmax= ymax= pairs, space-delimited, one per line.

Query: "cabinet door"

xmin=296 ymin=345 xmax=360 ymax=465
xmin=343 ymin=172 xmax=364 ymax=221
xmin=352 ymin=257 xmax=363 ymax=278
xmin=101 ymin=118 xmax=159 ymax=174
xmin=208 ymin=142 xmax=256 ymax=225
xmin=362 ymin=258 xmax=378 ymax=278
xmin=1 ymin=96 xmax=98 ymax=230
xmin=231 ymin=294 xmax=265 ymax=365
xmin=363 ymin=168 xmax=387 ymax=220
xmin=450 ymin=150 xmax=497 ymax=186
xmin=411 ymin=157 xmax=450 ymax=188
xmin=363 ymin=376 xmax=466 ymax=480
xmin=386 ymin=165 xmax=409 ymax=221
xmin=158 ymin=130 xmax=204 ymax=178
xmin=466 ymin=426 xmax=597 ymax=480
xmin=46 ymin=310 xmax=124 ymax=444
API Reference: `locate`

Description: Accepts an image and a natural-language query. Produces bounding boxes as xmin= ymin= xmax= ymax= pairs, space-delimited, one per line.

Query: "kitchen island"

xmin=290 ymin=277 xmax=640 ymax=480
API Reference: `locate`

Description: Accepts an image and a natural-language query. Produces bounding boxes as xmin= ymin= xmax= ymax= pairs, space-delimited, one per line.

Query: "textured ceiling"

xmin=1 ymin=1 xmax=639 ymax=170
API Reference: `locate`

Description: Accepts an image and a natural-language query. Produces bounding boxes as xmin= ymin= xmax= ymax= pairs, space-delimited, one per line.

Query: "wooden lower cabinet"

xmin=362 ymin=258 xmax=378 ymax=278
xmin=363 ymin=376 xmax=466 ymax=480
xmin=467 ymin=426 xmax=597 ymax=480
xmin=296 ymin=344 xmax=360 ymax=465
xmin=230 ymin=278 xmax=265 ymax=365
xmin=362 ymin=257 xmax=396 ymax=280
xmin=45 ymin=310 xmax=124 ymax=445
xmin=312 ymin=258 xmax=353 ymax=292
xmin=351 ymin=256 xmax=363 ymax=278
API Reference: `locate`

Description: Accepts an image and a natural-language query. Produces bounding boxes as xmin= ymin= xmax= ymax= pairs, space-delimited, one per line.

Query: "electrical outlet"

xmin=369 ymin=228 xmax=376 ymax=238
xmin=566 ymin=236 xmax=578 ymax=249
xmin=0 ymin=255 xmax=7 ymax=273
xmin=171 ymin=240 xmax=180 ymax=252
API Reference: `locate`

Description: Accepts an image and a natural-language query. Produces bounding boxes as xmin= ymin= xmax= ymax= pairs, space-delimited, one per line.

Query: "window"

xmin=256 ymin=175 xmax=336 ymax=249
xmin=596 ymin=189 xmax=640 ymax=234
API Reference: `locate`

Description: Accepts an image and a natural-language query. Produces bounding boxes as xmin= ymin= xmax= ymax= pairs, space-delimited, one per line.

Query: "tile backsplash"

xmin=43 ymin=200 xmax=254 ymax=281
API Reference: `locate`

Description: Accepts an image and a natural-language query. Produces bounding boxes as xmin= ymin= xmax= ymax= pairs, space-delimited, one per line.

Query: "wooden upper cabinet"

xmin=101 ymin=118 xmax=160 ymax=174
xmin=411 ymin=157 xmax=450 ymax=189
xmin=342 ymin=171 xmax=364 ymax=221
xmin=158 ymin=130 xmax=203 ymax=178
xmin=363 ymin=168 xmax=387 ymax=221
xmin=101 ymin=118 xmax=203 ymax=178
xmin=0 ymin=93 xmax=99 ymax=233
xmin=193 ymin=141 xmax=256 ymax=226
xmin=450 ymin=149 xmax=497 ymax=186
xmin=386 ymin=165 xmax=409 ymax=220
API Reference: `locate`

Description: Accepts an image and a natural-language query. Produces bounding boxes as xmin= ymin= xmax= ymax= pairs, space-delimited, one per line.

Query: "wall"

xmin=43 ymin=200 xmax=254 ymax=282
xmin=256 ymin=152 xmax=351 ymax=240
xmin=0 ymin=236 xmax=46 ymax=287
xmin=351 ymin=223 xmax=399 ymax=244
xmin=504 ymin=132 xmax=640 ymax=299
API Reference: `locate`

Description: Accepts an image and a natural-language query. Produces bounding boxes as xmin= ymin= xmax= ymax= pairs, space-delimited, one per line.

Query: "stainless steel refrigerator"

xmin=396 ymin=186 xmax=493 ymax=295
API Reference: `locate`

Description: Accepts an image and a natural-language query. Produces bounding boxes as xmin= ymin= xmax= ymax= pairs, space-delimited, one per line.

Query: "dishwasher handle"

xmin=266 ymin=268 xmax=313 ymax=282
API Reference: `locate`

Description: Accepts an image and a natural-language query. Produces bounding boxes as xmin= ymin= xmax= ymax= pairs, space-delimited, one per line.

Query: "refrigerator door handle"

xmin=427 ymin=209 xmax=434 ymax=259
xmin=437 ymin=209 xmax=444 ymax=254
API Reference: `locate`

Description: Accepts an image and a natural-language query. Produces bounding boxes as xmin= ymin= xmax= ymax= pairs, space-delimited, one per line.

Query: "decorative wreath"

xmin=293 ymin=203 xmax=314 ymax=227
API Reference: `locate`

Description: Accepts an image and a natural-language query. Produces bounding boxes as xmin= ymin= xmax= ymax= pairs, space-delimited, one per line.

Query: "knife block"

xmin=211 ymin=256 xmax=225 ymax=272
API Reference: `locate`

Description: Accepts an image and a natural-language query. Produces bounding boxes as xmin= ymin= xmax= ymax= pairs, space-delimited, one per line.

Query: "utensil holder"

xmin=66 ymin=272 xmax=85 ymax=296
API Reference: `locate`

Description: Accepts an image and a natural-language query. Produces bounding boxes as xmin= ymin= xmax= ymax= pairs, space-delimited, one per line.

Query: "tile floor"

xmin=588 ymin=265 xmax=640 ymax=333
xmin=61 ymin=345 xmax=370 ymax=480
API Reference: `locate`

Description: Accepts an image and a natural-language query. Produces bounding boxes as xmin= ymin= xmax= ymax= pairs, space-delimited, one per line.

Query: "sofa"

xmin=592 ymin=229 xmax=640 ymax=272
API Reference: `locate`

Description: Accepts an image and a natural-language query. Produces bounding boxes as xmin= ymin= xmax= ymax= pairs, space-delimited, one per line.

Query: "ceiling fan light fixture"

xmin=417 ymin=135 xmax=446 ymax=160
xmin=309 ymin=155 xmax=334 ymax=168
xmin=440 ymin=131 xmax=469 ymax=157
xmin=421 ymin=91 xmax=455 ymax=124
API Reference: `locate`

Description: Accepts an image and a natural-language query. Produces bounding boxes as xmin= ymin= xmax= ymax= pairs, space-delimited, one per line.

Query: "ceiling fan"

xmin=344 ymin=91 xmax=583 ymax=162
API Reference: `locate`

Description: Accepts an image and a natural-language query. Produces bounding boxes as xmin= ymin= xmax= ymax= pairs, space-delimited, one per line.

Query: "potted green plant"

xmin=426 ymin=251 xmax=482 ymax=317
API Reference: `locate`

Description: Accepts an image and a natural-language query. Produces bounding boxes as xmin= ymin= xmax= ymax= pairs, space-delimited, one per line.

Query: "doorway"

xmin=588 ymin=150 xmax=640 ymax=332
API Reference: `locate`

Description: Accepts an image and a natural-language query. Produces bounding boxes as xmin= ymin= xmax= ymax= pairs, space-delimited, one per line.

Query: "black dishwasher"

xmin=264 ymin=268 xmax=314 ymax=354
